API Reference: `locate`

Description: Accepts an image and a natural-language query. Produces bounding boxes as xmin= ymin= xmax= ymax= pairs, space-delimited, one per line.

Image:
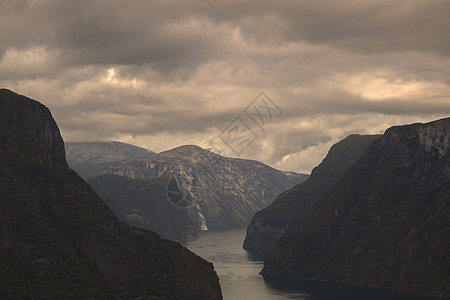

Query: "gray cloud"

xmin=1 ymin=0 xmax=449 ymax=173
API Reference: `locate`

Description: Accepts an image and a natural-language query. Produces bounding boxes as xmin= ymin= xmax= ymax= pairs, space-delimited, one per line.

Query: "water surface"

xmin=184 ymin=229 xmax=438 ymax=300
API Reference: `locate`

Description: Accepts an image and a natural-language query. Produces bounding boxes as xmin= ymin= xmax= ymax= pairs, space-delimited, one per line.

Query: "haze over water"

xmin=185 ymin=229 xmax=439 ymax=300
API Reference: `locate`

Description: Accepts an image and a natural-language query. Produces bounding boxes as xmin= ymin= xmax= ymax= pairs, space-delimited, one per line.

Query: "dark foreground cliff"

xmin=262 ymin=118 xmax=450 ymax=298
xmin=244 ymin=134 xmax=379 ymax=259
xmin=0 ymin=89 xmax=222 ymax=299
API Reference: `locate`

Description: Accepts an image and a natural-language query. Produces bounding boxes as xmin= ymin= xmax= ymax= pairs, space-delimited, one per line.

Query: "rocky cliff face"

xmin=87 ymin=174 xmax=198 ymax=242
xmin=262 ymin=118 xmax=450 ymax=298
xmin=0 ymin=89 xmax=222 ymax=299
xmin=244 ymin=134 xmax=379 ymax=259
xmin=66 ymin=141 xmax=152 ymax=178
xmin=0 ymin=89 xmax=67 ymax=168
xmin=99 ymin=145 xmax=308 ymax=230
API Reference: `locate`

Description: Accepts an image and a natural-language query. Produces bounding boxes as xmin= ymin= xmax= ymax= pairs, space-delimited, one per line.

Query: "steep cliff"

xmin=262 ymin=118 xmax=450 ymax=298
xmin=244 ymin=134 xmax=379 ymax=259
xmin=0 ymin=89 xmax=222 ymax=299
xmin=98 ymin=146 xmax=308 ymax=230
xmin=87 ymin=174 xmax=198 ymax=242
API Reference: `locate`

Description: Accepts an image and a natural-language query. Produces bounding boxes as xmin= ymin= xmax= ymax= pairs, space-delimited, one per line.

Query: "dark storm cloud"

xmin=204 ymin=0 xmax=450 ymax=55
xmin=1 ymin=0 xmax=235 ymax=77
xmin=1 ymin=3 xmax=441 ymax=63
xmin=2 ymin=0 xmax=449 ymax=80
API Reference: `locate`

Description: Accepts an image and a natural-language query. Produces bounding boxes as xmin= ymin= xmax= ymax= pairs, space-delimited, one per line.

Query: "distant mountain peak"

xmin=65 ymin=141 xmax=152 ymax=178
xmin=159 ymin=144 xmax=215 ymax=157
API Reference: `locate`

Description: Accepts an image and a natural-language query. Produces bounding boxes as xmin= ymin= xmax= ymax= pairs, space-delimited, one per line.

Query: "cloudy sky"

xmin=1 ymin=0 xmax=450 ymax=173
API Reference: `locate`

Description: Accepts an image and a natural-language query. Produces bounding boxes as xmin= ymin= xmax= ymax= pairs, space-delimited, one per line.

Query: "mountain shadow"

xmin=87 ymin=174 xmax=198 ymax=242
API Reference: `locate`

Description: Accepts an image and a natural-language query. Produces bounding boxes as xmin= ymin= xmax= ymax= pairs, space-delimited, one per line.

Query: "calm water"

xmin=184 ymin=229 xmax=439 ymax=300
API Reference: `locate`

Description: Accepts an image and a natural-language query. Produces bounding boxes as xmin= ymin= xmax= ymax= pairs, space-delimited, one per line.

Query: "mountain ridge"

xmin=68 ymin=142 xmax=308 ymax=230
xmin=65 ymin=141 xmax=152 ymax=178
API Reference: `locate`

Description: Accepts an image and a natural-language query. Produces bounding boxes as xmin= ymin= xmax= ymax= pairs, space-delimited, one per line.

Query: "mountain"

xmin=244 ymin=134 xmax=380 ymax=259
xmin=0 ymin=89 xmax=222 ymax=299
xmin=65 ymin=141 xmax=152 ymax=178
xmin=262 ymin=118 xmax=450 ymax=298
xmin=87 ymin=174 xmax=198 ymax=242
xmin=98 ymin=145 xmax=308 ymax=230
